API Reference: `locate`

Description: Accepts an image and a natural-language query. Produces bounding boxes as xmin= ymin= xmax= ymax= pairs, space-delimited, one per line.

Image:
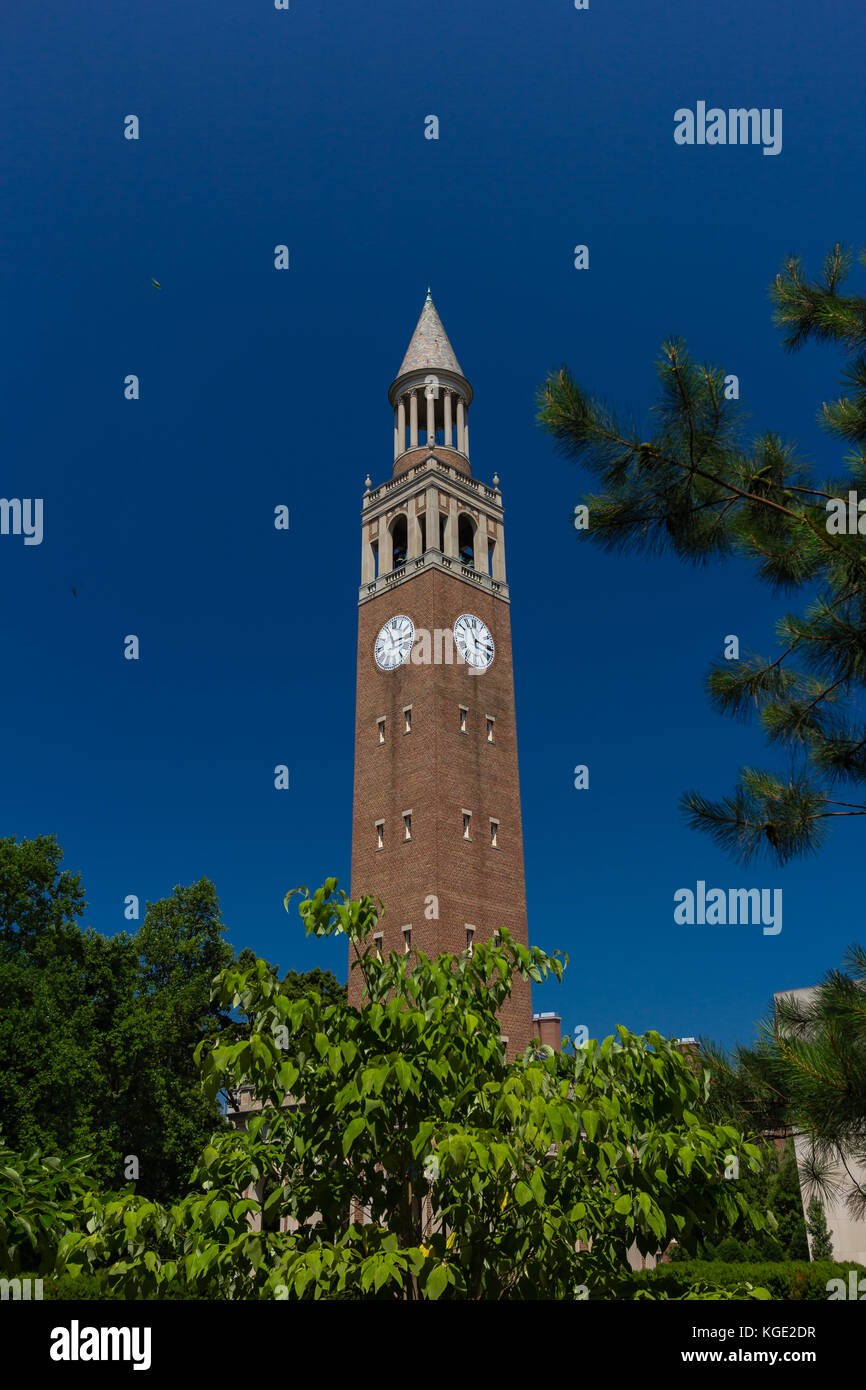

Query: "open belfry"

xmin=349 ymin=291 xmax=534 ymax=1055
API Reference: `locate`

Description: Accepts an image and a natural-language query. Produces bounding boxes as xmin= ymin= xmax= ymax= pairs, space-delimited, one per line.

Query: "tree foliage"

xmin=0 ymin=836 xmax=235 ymax=1200
xmin=60 ymin=880 xmax=772 ymax=1299
xmin=0 ymin=1136 xmax=95 ymax=1276
xmin=668 ymin=1138 xmax=808 ymax=1262
xmin=538 ymin=242 xmax=866 ymax=864
xmin=700 ymin=943 xmax=866 ymax=1225
xmin=805 ymin=1195 xmax=834 ymax=1260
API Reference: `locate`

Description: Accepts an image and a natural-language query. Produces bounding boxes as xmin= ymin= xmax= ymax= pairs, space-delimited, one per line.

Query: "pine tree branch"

xmin=798 ymin=676 xmax=849 ymax=717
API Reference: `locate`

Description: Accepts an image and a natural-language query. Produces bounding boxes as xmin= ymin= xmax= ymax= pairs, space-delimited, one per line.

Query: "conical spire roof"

xmin=396 ymin=289 xmax=464 ymax=378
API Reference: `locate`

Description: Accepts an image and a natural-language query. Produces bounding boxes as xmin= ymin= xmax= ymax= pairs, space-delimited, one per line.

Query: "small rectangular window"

xmin=373 ymin=932 xmax=384 ymax=960
xmin=486 ymin=716 xmax=495 ymax=743
xmin=465 ymin=924 xmax=475 ymax=955
xmin=404 ymin=705 xmax=412 ymax=734
xmin=403 ymin=811 xmax=412 ymax=841
xmin=462 ymin=810 xmax=472 ymax=840
xmin=375 ymin=820 xmax=384 ymax=850
xmin=490 ymin=818 xmax=499 ymax=849
xmin=402 ymin=925 xmax=412 ymax=954
xmin=377 ymin=717 xmax=385 ymax=744
xmin=459 ymin=705 xmax=468 ymax=734
xmin=493 ymin=929 xmax=502 ymax=946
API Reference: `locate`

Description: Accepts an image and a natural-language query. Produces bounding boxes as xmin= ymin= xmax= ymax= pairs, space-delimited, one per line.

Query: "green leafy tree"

xmin=805 ymin=1195 xmax=834 ymax=1259
xmin=764 ymin=1141 xmax=810 ymax=1260
xmin=0 ymin=834 xmax=87 ymax=949
xmin=0 ymin=1136 xmax=95 ymax=1276
xmin=115 ymin=879 xmax=236 ymax=1198
xmin=538 ymin=242 xmax=866 ymax=865
xmin=0 ymin=837 xmax=236 ymax=1200
xmin=61 ymin=881 xmax=771 ymax=1300
xmin=233 ymin=948 xmax=346 ymax=1006
xmin=669 ymin=1137 xmax=807 ymax=1262
xmin=0 ymin=836 xmax=137 ymax=1172
xmin=280 ymin=965 xmax=347 ymax=1007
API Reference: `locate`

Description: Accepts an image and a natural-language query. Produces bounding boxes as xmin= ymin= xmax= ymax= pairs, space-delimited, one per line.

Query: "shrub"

xmin=633 ymin=1259 xmax=864 ymax=1300
xmin=42 ymin=1268 xmax=207 ymax=1300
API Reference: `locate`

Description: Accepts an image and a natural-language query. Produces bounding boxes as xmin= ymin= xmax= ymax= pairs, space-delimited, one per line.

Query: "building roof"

xmin=396 ymin=289 xmax=464 ymax=378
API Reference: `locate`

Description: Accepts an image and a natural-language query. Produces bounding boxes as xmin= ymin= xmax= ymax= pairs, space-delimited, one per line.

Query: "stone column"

xmin=397 ymin=396 xmax=406 ymax=457
xmin=473 ymin=515 xmax=486 ymax=572
xmin=409 ymin=391 xmax=419 ymax=449
xmin=443 ymin=390 xmax=453 ymax=448
xmin=378 ymin=513 xmax=393 ymax=574
xmin=445 ymin=496 xmax=459 ymax=558
xmin=491 ymin=525 xmax=507 ymax=582
xmin=425 ymin=485 xmax=439 ymax=551
xmin=408 ymin=503 xmax=422 ymax=559
xmin=428 ymin=486 xmax=439 ymax=550
xmin=464 ymin=414 xmax=470 ymax=462
xmin=456 ymin=397 xmax=465 ymax=454
xmin=361 ymin=524 xmax=376 ymax=583
xmin=426 ymin=386 xmax=436 ymax=447
xmin=393 ymin=405 xmax=400 ymax=462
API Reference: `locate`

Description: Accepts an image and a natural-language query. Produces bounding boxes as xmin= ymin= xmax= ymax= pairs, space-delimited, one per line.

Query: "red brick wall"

xmin=349 ymin=565 xmax=533 ymax=1055
xmin=533 ymin=1015 xmax=562 ymax=1052
xmin=393 ymin=445 xmax=471 ymax=480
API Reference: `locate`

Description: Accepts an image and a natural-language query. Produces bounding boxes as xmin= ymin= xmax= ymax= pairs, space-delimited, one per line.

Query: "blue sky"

xmin=2 ymin=0 xmax=864 ymax=1053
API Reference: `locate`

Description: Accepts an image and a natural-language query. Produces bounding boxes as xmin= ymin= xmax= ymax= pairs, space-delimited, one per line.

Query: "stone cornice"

xmin=388 ymin=366 xmax=472 ymax=410
xmin=362 ymin=453 xmax=502 ymax=520
xmin=358 ymin=547 xmax=510 ymax=606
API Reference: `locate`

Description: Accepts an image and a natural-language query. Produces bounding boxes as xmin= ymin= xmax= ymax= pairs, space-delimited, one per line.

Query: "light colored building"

xmin=774 ymin=984 xmax=866 ymax=1265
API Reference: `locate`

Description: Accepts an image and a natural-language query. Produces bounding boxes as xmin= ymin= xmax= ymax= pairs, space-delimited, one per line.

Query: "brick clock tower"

xmin=349 ymin=292 xmax=533 ymax=1056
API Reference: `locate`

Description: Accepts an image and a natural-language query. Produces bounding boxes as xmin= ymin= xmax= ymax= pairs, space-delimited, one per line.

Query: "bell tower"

xmin=349 ymin=291 xmax=533 ymax=1056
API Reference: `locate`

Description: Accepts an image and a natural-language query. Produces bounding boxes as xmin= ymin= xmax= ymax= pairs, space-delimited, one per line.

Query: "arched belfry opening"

xmin=458 ymin=514 xmax=476 ymax=567
xmin=391 ymin=513 xmax=407 ymax=569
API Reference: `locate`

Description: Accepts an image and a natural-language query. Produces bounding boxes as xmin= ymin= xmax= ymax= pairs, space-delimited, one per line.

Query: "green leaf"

xmin=393 ymin=1057 xmax=412 ymax=1094
xmin=342 ymin=1117 xmax=366 ymax=1156
xmin=426 ymin=1263 xmax=448 ymax=1300
xmin=529 ymin=1167 xmax=546 ymax=1204
xmin=449 ymin=1136 xmax=470 ymax=1172
xmin=411 ymin=1122 xmax=436 ymax=1158
xmin=581 ymin=1110 xmax=600 ymax=1141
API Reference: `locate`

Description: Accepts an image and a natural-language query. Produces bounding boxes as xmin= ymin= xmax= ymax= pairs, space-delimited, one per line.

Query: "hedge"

xmin=631 ymin=1259 xmax=865 ymax=1301
xmin=35 ymin=1269 xmax=206 ymax=1300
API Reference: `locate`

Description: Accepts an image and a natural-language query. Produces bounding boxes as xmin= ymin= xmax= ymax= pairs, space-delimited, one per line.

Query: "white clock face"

xmin=454 ymin=613 xmax=495 ymax=670
xmin=374 ymin=614 xmax=415 ymax=671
